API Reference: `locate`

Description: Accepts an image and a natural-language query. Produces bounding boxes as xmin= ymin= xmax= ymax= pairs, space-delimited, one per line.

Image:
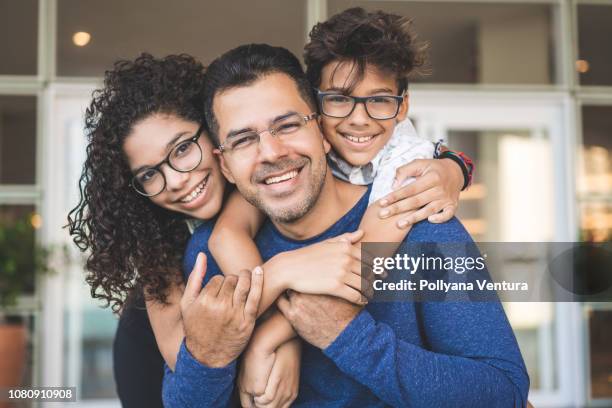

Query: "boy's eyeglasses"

xmin=218 ymin=112 xmax=318 ymax=155
xmin=131 ymin=124 xmax=205 ymax=197
xmin=317 ymin=90 xmax=404 ymax=120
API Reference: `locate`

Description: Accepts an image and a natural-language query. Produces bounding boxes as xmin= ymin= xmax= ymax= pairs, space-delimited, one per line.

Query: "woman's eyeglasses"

xmin=131 ymin=124 xmax=205 ymax=197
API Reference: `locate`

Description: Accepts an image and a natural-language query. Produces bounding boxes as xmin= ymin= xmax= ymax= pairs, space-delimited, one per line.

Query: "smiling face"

xmin=319 ymin=61 xmax=408 ymax=166
xmin=213 ymin=72 xmax=330 ymax=223
xmin=123 ymin=113 xmax=226 ymax=220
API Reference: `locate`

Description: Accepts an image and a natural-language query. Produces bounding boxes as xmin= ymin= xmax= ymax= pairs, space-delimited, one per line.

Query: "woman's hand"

xmin=378 ymin=158 xmax=463 ymax=227
xmin=238 ymin=341 xmax=277 ymax=406
xmin=253 ymin=339 xmax=301 ymax=408
xmin=270 ymin=230 xmax=373 ymax=305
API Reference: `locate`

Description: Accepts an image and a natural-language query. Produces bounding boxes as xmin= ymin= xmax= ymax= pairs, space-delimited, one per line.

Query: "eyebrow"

xmin=323 ymin=87 xmax=396 ymax=95
xmin=224 ymin=111 xmax=298 ymax=141
xmin=131 ymin=130 xmax=192 ymax=174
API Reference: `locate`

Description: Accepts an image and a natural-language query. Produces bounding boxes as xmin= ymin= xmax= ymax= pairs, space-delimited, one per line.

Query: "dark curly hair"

xmin=304 ymin=7 xmax=428 ymax=94
xmin=67 ymin=53 xmax=207 ymax=313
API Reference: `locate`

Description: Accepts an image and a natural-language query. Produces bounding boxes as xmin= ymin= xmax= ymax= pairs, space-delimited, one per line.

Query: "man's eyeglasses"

xmin=317 ymin=90 xmax=404 ymax=120
xmin=218 ymin=112 xmax=318 ymax=155
xmin=131 ymin=124 xmax=205 ymax=197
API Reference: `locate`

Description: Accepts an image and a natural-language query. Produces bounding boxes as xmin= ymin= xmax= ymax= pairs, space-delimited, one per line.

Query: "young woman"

xmin=67 ymin=53 xmax=468 ymax=407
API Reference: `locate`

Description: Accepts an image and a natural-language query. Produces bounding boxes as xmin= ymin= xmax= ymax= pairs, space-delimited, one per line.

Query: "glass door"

xmin=40 ymin=83 xmax=120 ymax=408
xmin=409 ymin=90 xmax=582 ymax=407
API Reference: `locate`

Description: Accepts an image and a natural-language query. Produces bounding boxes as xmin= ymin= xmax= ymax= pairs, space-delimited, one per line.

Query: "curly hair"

xmin=304 ymin=7 xmax=428 ymax=93
xmin=67 ymin=53 xmax=207 ymax=313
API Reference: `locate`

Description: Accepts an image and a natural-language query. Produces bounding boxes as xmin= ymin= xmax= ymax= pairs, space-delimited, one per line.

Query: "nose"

xmin=347 ymin=101 xmax=371 ymax=127
xmin=163 ymin=165 xmax=190 ymax=192
xmin=257 ymin=131 xmax=290 ymax=163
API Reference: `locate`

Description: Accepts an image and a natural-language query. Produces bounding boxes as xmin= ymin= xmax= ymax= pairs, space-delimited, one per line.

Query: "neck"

xmin=272 ymin=169 xmax=366 ymax=240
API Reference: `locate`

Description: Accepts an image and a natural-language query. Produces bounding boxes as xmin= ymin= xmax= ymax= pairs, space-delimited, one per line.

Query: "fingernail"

xmin=253 ymin=266 xmax=263 ymax=275
xmin=379 ymin=209 xmax=390 ymax=218
xmin=379 ymin=199 xmax=388 ymax=207
xmin=398 ymin=220 xmax=408 ymax=228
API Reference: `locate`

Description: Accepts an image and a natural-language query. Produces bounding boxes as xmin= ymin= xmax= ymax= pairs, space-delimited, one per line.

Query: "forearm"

xmin=146 ymin=286 xmax=185 ymax=371
xmin=324 ymin=308 xmax=529 ymax=408
xmin=251 ymin=309 xmax=297 ymax=354
xmin=162 ymin=341 xmax=236 ymax=407
xmin=210 ymin=225 xmax=263 ymax=274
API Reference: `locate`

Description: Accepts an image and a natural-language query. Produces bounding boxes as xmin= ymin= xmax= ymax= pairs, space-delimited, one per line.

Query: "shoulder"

xmin=183 ymin=219 xmax=217 ymax=279
xmin=406 ymin=217 xmax=473 ymax=243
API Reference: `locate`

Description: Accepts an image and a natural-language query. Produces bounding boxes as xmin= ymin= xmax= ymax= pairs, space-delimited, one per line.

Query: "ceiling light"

xmin=73 ymin=31 xmax=91 ymax=47
xmin=576 ymin=59 xmax=590 ymax=74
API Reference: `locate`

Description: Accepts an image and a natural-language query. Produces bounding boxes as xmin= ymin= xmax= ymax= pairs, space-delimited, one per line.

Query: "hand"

xmin=272 ymin=230 xmax=374 ymax=304
xmin=253 ymin=339 xmax=301 ymax=408
xmin=239 ymin=339 xmax=301 ymax=408
xmin=277 ymin=292 xmax=362 ymax=349
xmin=377 ymin=158 xmax=462 ymax=227
xmin=180 ymin=253 xmax=263 ymax=367
xmin=238 ymin=338 xmax=277 ymax=403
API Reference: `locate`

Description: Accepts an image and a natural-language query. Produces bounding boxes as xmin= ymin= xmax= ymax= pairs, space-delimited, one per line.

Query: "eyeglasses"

xmin=317 ymin=90 xmax=404 ymax=120
xmin=218 ymin=112 xmax=318 ymax=155
xmin=131 ymin=124 xmax=205 ymax=197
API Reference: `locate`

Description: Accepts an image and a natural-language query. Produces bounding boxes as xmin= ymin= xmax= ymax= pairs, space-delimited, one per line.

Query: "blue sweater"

xmin=163 ymin=188 xmax=529 ymax=407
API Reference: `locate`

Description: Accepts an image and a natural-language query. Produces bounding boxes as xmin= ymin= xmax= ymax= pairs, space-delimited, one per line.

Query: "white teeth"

xmin=180 ymin=177 xmax=208 ymax=203
xmin=344 ymin=134 xmax=374 ymax=143
xmin=264 ymin=170 xmax=298 ymax=185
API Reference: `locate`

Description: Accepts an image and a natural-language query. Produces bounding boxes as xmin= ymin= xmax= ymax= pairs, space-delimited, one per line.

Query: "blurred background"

xmin=0 ymin=0 xmax=610 ymax=407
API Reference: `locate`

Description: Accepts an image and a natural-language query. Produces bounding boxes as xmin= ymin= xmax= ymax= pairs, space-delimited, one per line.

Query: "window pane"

xmin=578 ymin=5 xmax=612 ymax=86
xmin=0 ymin=0 xmax=38 ymax=75
xmin=0 ymin=205 xmax=37 ymax=299
xmin=588 ymin=309 xmax=612 ymax=399
xmin=448 ymin=129 xmax=554 ymax=241
xmin=504 ymin=303 xmax=556 ymax=391
xmin=62 ymin=277 xmax=118 ymax=400
xmin=328 ymin=1 xmax=556 ymax=84
xmin=57 ymin=0 xmax=306 ymax=76
xmin=0 ymin=95 xmax=37 ymax=184
xmin=578 ymin=106 xmax=612 ymax=242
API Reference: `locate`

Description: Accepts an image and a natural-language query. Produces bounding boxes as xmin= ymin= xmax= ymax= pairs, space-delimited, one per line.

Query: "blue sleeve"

xmin=162 ymin=340 xmax=236 ymax=408
xmin=324 ymin=218 xmax=530 ymax=407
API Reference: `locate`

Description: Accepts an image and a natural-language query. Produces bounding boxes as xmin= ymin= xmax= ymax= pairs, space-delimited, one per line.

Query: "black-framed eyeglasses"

xmin=218 ymin=112 xmax=318 ymax=155
xmin=131 ymin=123 xmax=205 ymax=197
xmin=317 ymin=90 xmax=404 ymax=120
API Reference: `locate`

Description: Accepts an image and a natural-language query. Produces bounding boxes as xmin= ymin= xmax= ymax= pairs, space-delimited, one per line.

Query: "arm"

xmin=238 ymin=312 xmax=299 ymax=400
xmin=209 ymin=190 xmax=265 ymax=274
xmin=163 ymin=255 xmax=264 ymax=408
xmin=324 ymin=303 xmax=529 ymax=408
xmin=322 ymin=221 xmax=529 ymax=407
xmin=145 ymin=281 xmax=184 ymax=371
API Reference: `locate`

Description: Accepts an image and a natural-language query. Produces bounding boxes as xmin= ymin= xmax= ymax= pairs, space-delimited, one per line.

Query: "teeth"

xmin=180 ymin=177 xmax=208 ymax=203
xmin=264 ymin=170 xmax=298 ymax=185
xmin=344 ymin=134 xmax=374 ymax=143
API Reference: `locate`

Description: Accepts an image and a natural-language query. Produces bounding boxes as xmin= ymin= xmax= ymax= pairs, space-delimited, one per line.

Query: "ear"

xmin=315 ymin=119 xmax=332 ymax=154
xmin=213 ymin=149 xmax=236 ymax=184
xmin=396 ymin=93 xmax=410 ymax=123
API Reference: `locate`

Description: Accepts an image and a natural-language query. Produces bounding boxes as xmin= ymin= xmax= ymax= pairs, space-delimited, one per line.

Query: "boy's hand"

xmin=181 ymin=254 xmax=264 ymax=368
xmin=271 ymin=230 xmax=374 ymax=304
xmin=378 ymin=158 xmax=462 ymax=227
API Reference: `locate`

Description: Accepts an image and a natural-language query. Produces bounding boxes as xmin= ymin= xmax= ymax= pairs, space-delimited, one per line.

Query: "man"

xmin=163 ymin=44 xmax=529 ymax=407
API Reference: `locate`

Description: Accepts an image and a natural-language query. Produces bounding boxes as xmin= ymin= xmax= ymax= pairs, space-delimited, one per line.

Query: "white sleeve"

xmin=369 ymin=120 xmax=435 ymax=204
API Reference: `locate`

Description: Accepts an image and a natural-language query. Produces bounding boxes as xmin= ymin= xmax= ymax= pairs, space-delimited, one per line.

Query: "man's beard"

xmin=240 ymin=155 xmax=327 ymax=224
